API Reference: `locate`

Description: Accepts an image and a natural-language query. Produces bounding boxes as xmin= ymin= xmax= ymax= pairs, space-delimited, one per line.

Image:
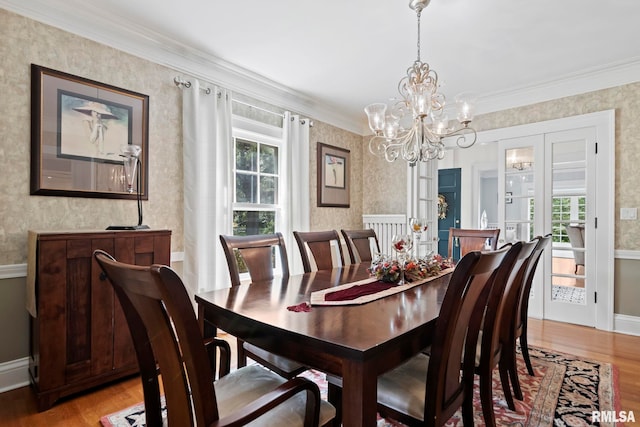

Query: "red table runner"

xmin=324 ymin=281 xmax=396 ymax=301
xmin=308 ymin=268 xmax=454 ymax=306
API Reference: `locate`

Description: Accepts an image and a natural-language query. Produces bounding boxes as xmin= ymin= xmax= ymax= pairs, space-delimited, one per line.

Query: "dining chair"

xmin=94 ymin=250 xmax=336 ymax=427
xmin=219 ymin=233 xmax=307 ymax=379
xmin=293 ymin=230 xmax=345 ymax=273
xmin=340 ymin=228 xmax=380 ymax=263
xmin=469 ymin=240 xmax=538 ymax=426
xmin=565 ymin=224 xmax=585 ymax=273
xmin=448 ymin=228 xmax=500 ymax=260
xmin=351 ymin=247 xmax=509 ymax=427
xmin=510 ymin=234 xmax=552 ymax=380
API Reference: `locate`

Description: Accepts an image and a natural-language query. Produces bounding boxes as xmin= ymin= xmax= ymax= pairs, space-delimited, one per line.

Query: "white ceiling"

xmin=4 ymin=0 xmax=640 ymax=134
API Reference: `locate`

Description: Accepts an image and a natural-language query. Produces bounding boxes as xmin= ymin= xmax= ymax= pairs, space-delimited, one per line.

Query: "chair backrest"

xmin=425 ymin=246 xmax=509 ymax=423
xmin=340 ymin=229 xmax=380 ymax=263
xmin=94 ymin=250 xmax=219 ymax=426
xmin=515 ymin=234 xmax=551 ymax=335
xmin=293 ymin=230 xmax=345 ymax=273
xmin=219 ymin=233 xmax=290 ymax=287
xmin=565 ymin=224 xmax=585 ymax=265
xmin=477 ymin=240 xmax=538 ymax=368
xmin=448 ymin=228 xmax=500 ymax=260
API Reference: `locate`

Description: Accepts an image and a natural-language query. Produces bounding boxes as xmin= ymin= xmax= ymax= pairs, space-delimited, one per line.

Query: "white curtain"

xmin=182 ymin=80 xmax=233 ymax=295
xmin=282 ymin=112 xmax=310 ymax=275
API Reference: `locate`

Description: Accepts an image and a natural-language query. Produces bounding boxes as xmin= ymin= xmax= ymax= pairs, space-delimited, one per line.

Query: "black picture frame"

xmin=30 ymin=64 xmax=149 ymax=199
xmin=317 ymin=143 xmax=350 ymax=207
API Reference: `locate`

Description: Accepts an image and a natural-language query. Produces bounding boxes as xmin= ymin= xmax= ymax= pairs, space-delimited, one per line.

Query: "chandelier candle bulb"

xmin=455 ymin=94 xmax=477 ymax=124
xmin=365 ymin=103 xmax=387 ymax=134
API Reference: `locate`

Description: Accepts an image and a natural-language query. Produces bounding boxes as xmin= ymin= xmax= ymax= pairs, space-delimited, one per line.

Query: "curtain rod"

xmin=173 ymin=76 xmax=311 ymax=125
xmin=173 ymin=76 xmax=211 ymax=94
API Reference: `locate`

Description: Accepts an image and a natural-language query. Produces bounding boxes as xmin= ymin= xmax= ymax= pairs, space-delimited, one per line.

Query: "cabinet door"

xmin=110 ymin=233 xmax=171 ymax=369
xmin=66 ymin=237 xmax=101 ymax=383
xmin=36 ymin=239 xmax=68 ymax=390
xmin=90 ymin=238 xmax=118 ymax=376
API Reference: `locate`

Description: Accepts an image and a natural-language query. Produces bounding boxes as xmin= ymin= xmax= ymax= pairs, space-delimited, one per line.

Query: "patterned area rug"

xmin=100 ymin=346 xmax=619 ymax=427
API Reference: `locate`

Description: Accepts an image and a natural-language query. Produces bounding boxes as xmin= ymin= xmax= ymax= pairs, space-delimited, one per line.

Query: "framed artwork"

xmin=30 ymin=64 xmax=149 ymax=199
xmin=317 ymin=143 xmax=350 ymax=207
xmin=505 ymin=192 xmax=513 ymax=204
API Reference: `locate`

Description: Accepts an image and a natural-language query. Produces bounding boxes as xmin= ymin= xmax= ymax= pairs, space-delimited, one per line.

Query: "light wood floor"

xmin=1 ymin=319 xmax=639 ymax=426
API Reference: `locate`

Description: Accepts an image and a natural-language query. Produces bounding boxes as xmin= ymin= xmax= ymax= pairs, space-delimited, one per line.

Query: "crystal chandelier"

xmin=365 ymin=0 xmax=477 ymax=164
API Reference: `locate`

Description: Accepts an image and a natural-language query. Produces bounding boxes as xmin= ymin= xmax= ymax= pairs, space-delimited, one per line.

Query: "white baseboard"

xmin=614 ymin=314 xmax=640 ymax=336
xmin=0 ymin=357 xmax=29 ymax=394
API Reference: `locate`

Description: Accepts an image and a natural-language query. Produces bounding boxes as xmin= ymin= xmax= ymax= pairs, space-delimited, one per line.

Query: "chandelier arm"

xmin=420 ymin=121 xmax=443 ymax=144
xmin=438 ymin=126 xmax=478 ymax=149
xmin=453 ymin=127 xmax=477 ymax=148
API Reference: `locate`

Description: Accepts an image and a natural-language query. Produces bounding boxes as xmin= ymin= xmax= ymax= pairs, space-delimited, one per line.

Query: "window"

xmin=551 ymin=196 xmax=586 ymax=243
xmin=233 ymin=137 xmax=279 ymax=236
xmin=231 ymin=106 xmax=286 ymax=274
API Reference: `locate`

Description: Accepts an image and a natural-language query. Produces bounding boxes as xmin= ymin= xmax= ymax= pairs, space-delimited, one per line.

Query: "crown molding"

xmin=477 ymin=57 xmax=640 ymax=115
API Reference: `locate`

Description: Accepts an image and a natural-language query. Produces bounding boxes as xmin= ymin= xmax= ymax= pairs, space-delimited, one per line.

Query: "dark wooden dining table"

xmin=195 ymin=263 xmax=451 ymax=427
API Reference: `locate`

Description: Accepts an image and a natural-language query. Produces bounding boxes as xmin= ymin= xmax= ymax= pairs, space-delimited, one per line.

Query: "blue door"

xmin=438 ymin=168 xmax=461 ymax=258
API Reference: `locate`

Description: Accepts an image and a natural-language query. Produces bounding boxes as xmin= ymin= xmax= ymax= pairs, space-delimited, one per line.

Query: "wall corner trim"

xmin=614 ymin=249 xmax=640 ymax=260
xmin=0 ymin=251 xmax=185 ymax=280
xmin=0 ymin=264 xmax=27 ymax=280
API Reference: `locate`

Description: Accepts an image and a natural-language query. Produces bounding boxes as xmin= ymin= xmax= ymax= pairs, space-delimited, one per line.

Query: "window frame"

xmin=231 ymin=116 xmax=287 ymax=277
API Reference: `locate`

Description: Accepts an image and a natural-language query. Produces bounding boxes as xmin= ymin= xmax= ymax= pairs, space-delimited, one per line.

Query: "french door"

xmin=407 ymin=160 xmax=438 ymax=258
xmin=494 ymin=111 xmax=614 ymax=329
xmin=543 ymin=128 xmax=596 ymax=326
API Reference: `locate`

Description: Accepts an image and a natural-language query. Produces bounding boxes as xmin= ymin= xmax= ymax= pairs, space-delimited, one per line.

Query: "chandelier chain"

xmin=416 ymin=9 xmax=421 ymax=63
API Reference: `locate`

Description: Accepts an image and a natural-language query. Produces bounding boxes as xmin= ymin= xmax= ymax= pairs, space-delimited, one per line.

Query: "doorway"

xmin=437 ymin=168 xmax=461 ymax=258
xmin=491 ymin=111 xmax=614 ymax=330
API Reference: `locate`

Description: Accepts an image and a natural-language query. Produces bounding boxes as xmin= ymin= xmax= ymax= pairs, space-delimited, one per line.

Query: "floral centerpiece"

xmin=369 ymin=253 xmax=454 ymax=284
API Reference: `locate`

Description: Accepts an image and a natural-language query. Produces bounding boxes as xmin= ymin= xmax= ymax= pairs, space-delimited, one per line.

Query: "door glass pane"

xmin=504 ymin=148 xmax=535 ymax=243
xmin=550 ymin=140 xmax=586 ymax=304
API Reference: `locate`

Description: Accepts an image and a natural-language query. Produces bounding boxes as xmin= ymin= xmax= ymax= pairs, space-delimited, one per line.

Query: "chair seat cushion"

xmin=243 ymin=342 xmax=307 ymax=373
xmin=215 ymin=365 xmax=335 ymax=426
xmin=377 ymin=353 xmax=429 ymax=422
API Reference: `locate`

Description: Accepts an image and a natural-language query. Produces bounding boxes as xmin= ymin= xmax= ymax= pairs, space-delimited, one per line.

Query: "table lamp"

xmin=106 ymin=144 xmax=150 ymax=230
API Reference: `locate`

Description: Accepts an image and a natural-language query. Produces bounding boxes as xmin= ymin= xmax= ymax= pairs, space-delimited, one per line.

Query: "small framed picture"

xmin=317 ymin=143 xmax=350 ymax=207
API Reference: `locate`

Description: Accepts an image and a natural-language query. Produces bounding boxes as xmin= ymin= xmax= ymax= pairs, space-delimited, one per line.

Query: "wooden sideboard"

xmin=28 ymin=229 xmax=172 ymax=411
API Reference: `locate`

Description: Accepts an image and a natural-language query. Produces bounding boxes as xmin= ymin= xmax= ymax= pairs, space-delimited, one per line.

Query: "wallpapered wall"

xmin=310 ymin=121 xmax=365 ymax=231
xmin=358 ymin=85 xmax=640 ymax=252
xmin=474 ymin=86 xmax=640 ymax=251
xmin=1 ymin=7 xmax=639 ymax=365
xmin=0 ymin=8 xmax=364 ymax=363
xmin=1 ymin=9 xmax=184 ymax=265
xmin=0 ymin=8 xmax=364 ymax=266
xmin=359 ymin=85 xmax=640 ymax=317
